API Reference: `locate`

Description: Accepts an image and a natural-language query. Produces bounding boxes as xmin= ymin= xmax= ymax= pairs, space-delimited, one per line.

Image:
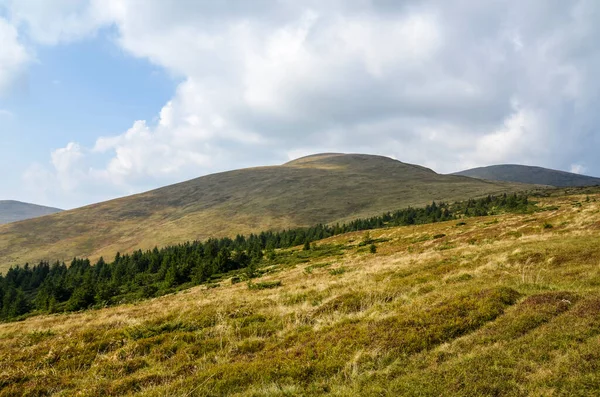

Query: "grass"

xmin=2 ymin=191 xmax=600 ymax=395
xmin=0 ymin=153 xmax=530 ymax=273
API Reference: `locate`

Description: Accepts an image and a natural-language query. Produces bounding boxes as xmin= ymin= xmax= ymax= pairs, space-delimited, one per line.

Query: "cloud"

xmin=0 ymin=16 xmax=30 ymax=95
xmin=12 ymin=0 xmax=600 ymax=207
xmin=0 ymin=0 xmax=109 ymax=44
xmin=570 ymin=164 xmax=587 ymax=174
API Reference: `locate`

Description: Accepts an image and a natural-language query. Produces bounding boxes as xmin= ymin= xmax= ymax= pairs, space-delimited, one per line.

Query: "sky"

xmin=1 ymin=0 xmax=599 ymax=210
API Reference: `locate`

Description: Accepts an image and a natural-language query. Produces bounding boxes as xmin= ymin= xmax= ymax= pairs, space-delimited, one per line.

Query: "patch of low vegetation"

xmin=328 ymin=267 xmax=347 ymax=276
xmin=247 ymin=280 xmax=282 ymax=290
xmin=3 ymin=191 xmax=600 ymax=395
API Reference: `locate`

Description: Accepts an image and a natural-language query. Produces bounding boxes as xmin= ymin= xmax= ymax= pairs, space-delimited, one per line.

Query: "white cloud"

xmin=11 ymin=0 xmax=600 ymax=207
xmin=0 ymin=17 xmax=30 ymax=95
xmin=570 ymin=164 xmax=586 ymax=174
xmin=1 ymin=0 xmax=109 ymax=44
xmin=474 ymin=106 xmax=547 ymax=166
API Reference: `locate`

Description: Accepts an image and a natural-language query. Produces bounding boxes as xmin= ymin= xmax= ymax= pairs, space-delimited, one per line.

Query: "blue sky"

xmin=1 ymin=1 xmax=600 ymax=209
xmin=0 ymin=27 xmax=176 ymax=207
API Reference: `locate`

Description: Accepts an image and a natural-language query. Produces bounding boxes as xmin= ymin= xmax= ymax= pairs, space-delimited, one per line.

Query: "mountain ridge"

xmin=0 ymin=200 xmax=62 ymax=225
xmin=453 ymin=164 xmax=600 ymax=187
xmin=0 ymin=153 xmax=533 ymax=271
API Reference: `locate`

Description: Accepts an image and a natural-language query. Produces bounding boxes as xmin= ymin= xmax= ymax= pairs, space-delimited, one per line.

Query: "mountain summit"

xmin=0 ymin=153 xmax=528 ymax=270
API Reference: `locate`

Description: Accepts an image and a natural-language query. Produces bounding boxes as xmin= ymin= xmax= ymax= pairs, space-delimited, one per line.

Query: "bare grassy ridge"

xmin=454 ymin=164 xmax=600 ymax=187
xmin=0 ymin=201 xmax=62 ymax=225
xmin=0 ymin=154 xmax=529 ymax=273
xmin=2 ymin=192 xmax=600 ymax=395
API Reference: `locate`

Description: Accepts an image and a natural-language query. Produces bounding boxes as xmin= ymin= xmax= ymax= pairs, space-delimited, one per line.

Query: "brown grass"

xmin=2 ymin=192 xmax=600 ymax=395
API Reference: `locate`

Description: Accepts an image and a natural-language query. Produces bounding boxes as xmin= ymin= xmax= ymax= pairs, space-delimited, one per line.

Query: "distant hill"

xmin=0 ymin=201 xmax=62 ymax=225
xmin=0 ymin=153 xmax=532 ymax=271
xmin=453 ymin=164 xmax=600 ymax=187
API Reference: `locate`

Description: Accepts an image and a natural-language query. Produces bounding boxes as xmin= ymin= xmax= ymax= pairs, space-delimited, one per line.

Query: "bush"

xmin=329 ymin=267 xmax=347 ymax=276
xmin=247 ymin=280 xmax=282 ymax=290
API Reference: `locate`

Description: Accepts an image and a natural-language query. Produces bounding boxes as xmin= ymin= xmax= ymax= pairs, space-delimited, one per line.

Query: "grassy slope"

xmin=0 ymin=154 xmax=527 ymax=272
xmin=0 ymin=201 xmax=62 ymax=225
xmin=2 ymin=190 xmax=600 ymax=396
xmin=453 ymin=164 xmax=600 ymax=187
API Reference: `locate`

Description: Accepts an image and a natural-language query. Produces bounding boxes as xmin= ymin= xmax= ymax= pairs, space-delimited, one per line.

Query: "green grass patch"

xmin=247 ymin=280 xmax=282 ymax=290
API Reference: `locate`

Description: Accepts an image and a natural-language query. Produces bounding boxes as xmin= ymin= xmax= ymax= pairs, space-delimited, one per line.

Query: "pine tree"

xmin=303 ymin=240 xmax=311 ymax=251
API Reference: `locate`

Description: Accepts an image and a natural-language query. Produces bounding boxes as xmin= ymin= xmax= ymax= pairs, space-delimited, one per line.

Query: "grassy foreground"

xmin=2 ymin=191 xmax=600 ymax=396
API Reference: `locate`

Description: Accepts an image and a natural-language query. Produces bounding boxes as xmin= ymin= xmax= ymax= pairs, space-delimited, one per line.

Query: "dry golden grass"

xmin=2 ymin=192 xmax=600 ymax=395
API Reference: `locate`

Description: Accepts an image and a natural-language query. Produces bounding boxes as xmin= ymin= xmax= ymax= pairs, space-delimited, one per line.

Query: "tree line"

xmin=0 ymin=193 xmax=531 ymax=321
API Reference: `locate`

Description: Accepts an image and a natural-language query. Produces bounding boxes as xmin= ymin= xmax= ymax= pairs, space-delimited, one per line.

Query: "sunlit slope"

xmin=0 ymin=153 xmax=528 ymax=271
xmin=1 ymin=191 xmax=600 ymax=395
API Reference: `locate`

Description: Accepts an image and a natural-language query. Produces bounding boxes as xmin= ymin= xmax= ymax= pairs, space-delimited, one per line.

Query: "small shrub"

xmin=304 ymin=262 xmax=331 ymax=274
xmin=369 ymin=244 xmax=377 ymax=254
xmin=362 ymin=231 xmax=373 ymax=245
xmin=411 ymin=235 xmax=431 ymax=243
xmin=248 ymin=280 xmax=282 ymax=290
xmin=543 ymin=222 xmax=554 ymax=229
xmin=433 ymin=233 xmax=446 ymax=239
xmin=231 ymin=276 xmax=242 ymax=284
xmin=437 ymin=243 xmax=457 ymax=251
xmin=506 ymin=231 xmax=523 ymax=238
xmin=329 ymin=267 xmax=347 ymax=276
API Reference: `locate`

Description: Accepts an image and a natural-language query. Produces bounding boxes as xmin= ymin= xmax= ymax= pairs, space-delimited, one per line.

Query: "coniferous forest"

xmin=0 ymin=194 xmax=531 ymax=321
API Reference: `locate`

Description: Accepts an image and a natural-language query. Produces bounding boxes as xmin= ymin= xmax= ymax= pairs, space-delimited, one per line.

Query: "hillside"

xmin=454 ymin=164 xmax=600 ymax=187
xmin=2 ymin=189 xmax=600 ymax=395
xmin=0 ymin=200 xmax=62 ymax=224
xmin=0 ymin=153 xmax=530 ymax=272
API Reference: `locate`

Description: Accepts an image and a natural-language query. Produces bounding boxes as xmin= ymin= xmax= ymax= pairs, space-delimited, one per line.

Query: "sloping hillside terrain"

xmin=0 ymin=201 xmax=61 ymax=225
xmin=1 ymin=189 xmax=599 ymax=396
xmin=454 ymin=164 xmax=600 ymax=187
xmin=0 ymin=154 xmax=529 ymax=272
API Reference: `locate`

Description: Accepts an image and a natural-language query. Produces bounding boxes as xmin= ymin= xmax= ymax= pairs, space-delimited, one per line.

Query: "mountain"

xmin=453 ymin=164 xmax=600 ymax=187
xmin=0 ymin=153 xmax=532 ymax=271
xmin=0 ymin=200 xmax=62 ymax=225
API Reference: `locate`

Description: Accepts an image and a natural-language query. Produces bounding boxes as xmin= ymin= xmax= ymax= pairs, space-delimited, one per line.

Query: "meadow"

xmin=1 ymin=189 xmax=600 ymax=396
